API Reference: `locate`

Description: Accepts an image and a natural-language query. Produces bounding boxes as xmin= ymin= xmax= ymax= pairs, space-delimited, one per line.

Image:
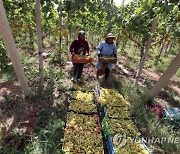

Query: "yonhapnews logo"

xmin=113 ymin=133 xmax=127 ymax=148
xmin=113 ymin=133 xmax=179 ymax=147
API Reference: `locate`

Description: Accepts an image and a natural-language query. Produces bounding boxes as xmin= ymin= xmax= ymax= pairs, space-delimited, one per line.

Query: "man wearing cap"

xmin=69 ymin=30 xmax=90 ymax=82
xmin=97 ymin=33 xmax=117 ymax=80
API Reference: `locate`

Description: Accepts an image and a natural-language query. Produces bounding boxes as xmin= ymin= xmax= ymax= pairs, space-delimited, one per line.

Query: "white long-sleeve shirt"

xmin=97 ymin=41 xmax=117 ymax=56
xmin=97 ymin=41 xmax=117 ymax=71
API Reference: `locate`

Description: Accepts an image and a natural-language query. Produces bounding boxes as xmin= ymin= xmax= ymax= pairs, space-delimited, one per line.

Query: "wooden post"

xmin=35 ymin=0 xmax=44 ymax=82
xmin=122 ymin=0 xmax=125 ymax=5
xmin=149 ymin=52 xmax=180 ymax=99
xmin=0 ymin=0 xmax=30 ymax=97
xmin=134 ymin=18 xmax=158 ymax=85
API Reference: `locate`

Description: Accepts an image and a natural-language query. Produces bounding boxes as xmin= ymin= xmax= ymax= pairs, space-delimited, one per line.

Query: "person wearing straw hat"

xmin=69 ymin=30 xmax=90 ymax=82
xmin=97 ymin=33 xmax=117 ymax=80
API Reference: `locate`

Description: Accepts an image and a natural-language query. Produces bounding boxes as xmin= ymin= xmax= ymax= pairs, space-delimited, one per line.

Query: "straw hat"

xmin=106 ymin=33 xmax=115 ymax=39
xmin=78 ymin=30 xmax=85 ymax=35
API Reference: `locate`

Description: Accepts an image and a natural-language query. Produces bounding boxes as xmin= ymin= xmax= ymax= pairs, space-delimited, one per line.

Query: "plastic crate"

xmin=72 ymin=55 xmax=92 ymax=63
xmin=97 ymin=64 xmax=108 ymax=76
xmin=62 ymin=128 xmax=104 ymax=154
xmin=68 ymin=100 xmax=98 ymax=114
xmin=163 ymin=107 xmax=180 ymax=121
xmin=97 ymin=69 xmax=105 ymax=76
xmin=71 ymin=91 xmax=94 ymax=102
xmin=102 ymin=105 xmax=130 ymax=120
xmin=66 ymin=112 xmax=101 ymax=133
xmin=97 ymin=88 xmax=128 ymax=107
xmin=102 ymin=117 xmax=110 ymax=139
xmin=99 ymin=56 xmax=117 ymax=64
xmin=106 ymin=136 xmax=115 ymax=154
xmin=141 ymin=140 xmax=151 ymax=154
xmin=70 ymin=83 xmax=92 ymax=92
xmin=163 ymin=107 xmax=180 ymax=128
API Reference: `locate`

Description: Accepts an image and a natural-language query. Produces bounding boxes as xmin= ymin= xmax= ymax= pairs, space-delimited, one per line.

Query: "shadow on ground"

xmin=0 ymin=77 xmax=69 ymax=153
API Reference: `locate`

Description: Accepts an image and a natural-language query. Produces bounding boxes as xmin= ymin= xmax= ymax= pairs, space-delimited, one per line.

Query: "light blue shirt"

xmin=97 ymin=41 xmax=117 ymax=71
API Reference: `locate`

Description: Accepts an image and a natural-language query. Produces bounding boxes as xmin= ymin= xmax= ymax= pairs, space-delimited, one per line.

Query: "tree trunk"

xmin=148 ymin=52 xmax=180 ymax=99
xmin=165 ymin=41 xmax=173 ymax=54
xmin=116 ymin=34 xmax=120 ymax=48
xmin=121 ymin=40 xmax=127 ymax=53
xmin=156 ymin=39 xmax=165 ymax=63
xmin=59 ymin=34 xmax=62 ymax=63
xmin=59 ymin=11 xmax=62 ymax=64
xmin=163 ymin=40 xmax=170 ymax=55
xmin=35 ymin=0 xmax=44 ymax=82
xmin=155 ymin=26 xmax=172 ymax=63
xmin=66 ymin=32 xmax=69 ymax=46
xmin=133 ymin=35 xmax=140 ymax=57
xmin=134 ymin=18 xmax=158 ymax=85
xmin=69 ymin=28 xmax=72 ymax=41
xmin=28 ymin=20 xmax=34 ymax=50
xmin=0 ymin=0 xmax=30 ymax=97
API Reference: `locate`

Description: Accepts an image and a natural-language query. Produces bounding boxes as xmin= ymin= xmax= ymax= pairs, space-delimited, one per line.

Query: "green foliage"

xmin=1 ymin=0 xmax=180 ymax=153
xmin=119 ymin=80 xmax=179 ymax=153
xmin=0 ymin=39 xmax=13 ymax=74
xmin=25 ymin=115 xmax=65 ymax=154
xmin=20 ymin=53 xmax=39 ymax=82
xmin=2 ymin=0 xmax=179 ymax=54
xmin=0 ymin=40 xmax=8 ymax=71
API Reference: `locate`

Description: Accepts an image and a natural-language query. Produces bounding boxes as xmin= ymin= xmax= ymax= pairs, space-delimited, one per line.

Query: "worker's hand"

xmin=72 ymin=52 xmax=76 ymax=56
xmin=78 ymin=48 xmax=84 ymax=54
xmin=77 ymin=50 xmax=81 ymax=54
xmin=98 ymin=53 xmax=102 ymax=57
xmin=98 ymin=57 xmax=102 ymax=62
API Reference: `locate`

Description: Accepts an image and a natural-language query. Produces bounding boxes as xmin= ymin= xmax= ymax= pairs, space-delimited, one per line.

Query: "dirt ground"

xmin=0 ymin=54 xmax=179 ymax=146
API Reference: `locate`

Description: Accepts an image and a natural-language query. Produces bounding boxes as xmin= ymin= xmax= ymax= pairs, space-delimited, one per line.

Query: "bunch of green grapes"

xmin=75 ymin=55 xmax=91 ymax=59
xmin=100 ymin=56 xmax=117 ymax=63
xmin=63 ymin=130 xmax=103 ymax=153
xmin=115 ymin=137 xmax=148 ymax=154
xmin=72 ymin=91 xmax=94 ymax=102
xmin=72 ymin=84 xmax=91 ymax=92
xmin=66 ymin=112 xmax=99 ymax=131
xmin=69 ymin=100 xmax=97 ymax=113
xmin=107 ymin=118 xmax=140 ymax=137
xmin=107 ymin=106 xmax=130 ymax=119
xmin=99 ymin=88 xmax=127 ymax=106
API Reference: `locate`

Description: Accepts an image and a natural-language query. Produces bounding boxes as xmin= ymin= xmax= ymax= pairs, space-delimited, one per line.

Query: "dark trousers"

xmin=73 ymin=63 xmax=84 ymax=79
xmin=105 ymin=67 xmax=110 ymax=79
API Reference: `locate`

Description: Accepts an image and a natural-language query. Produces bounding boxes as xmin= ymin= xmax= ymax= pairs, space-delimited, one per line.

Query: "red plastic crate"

xmin=72 ymin=55 xmax=92 ymax=63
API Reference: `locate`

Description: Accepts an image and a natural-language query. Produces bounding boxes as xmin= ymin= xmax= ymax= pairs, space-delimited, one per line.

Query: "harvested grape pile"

xmin=62 ymin=129 xmax=103 ymax=153
xmin=99 ymin=56 xmax=117 ymax=63
xmin=98 ymin=88 xmax=150 ymax=154
xmin=62 ymin=88 xmax=103 ymax=153
xmin=62 ymin=86 xmax=150 ymax=154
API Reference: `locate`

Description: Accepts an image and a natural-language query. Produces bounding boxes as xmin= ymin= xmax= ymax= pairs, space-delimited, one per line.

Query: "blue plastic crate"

xmin=163 ymin=107 xmax=180 ymax=128
xmin=106 ymin=136 xmax=115 ymax=154
xmin=163 ymin=107 xmax=180 ymax=121
xmin=141 ymin=140 xmax=151 ymax=154
xmin=97 ymin=87 xmax=101 ymax=96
